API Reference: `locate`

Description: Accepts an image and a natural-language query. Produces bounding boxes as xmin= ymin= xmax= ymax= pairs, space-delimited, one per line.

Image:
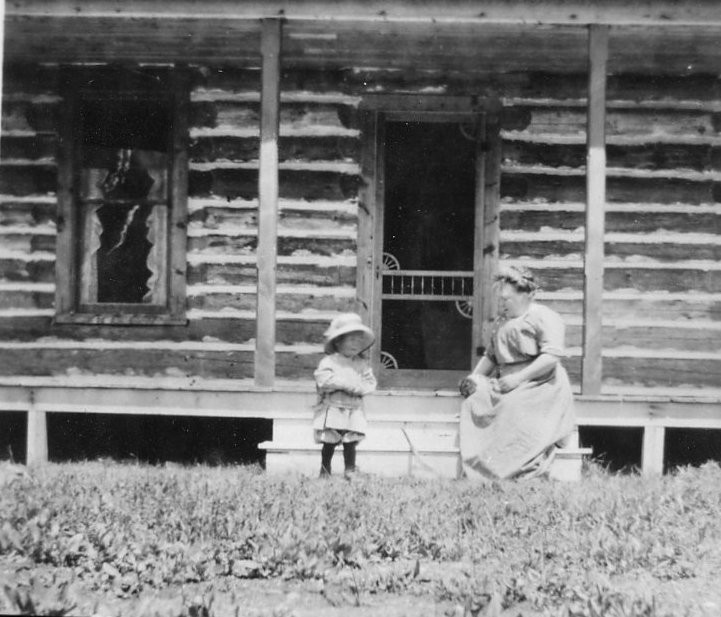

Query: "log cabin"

xmin=0 ymin=0 xmax=720 ymax=476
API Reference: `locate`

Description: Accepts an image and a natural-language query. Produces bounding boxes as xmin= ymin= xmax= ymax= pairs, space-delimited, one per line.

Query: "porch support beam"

xmin=255 ymin=18 xmax=282 ymax=387
xmin=641 ymin=425 xmax=666 ymax=476
xmin=26 ymin=392 xmax=48 ymax=467
xmin=477 ymin=110 xmax=502 ymax=362
xmin=582 ymin=24 xmax=608 ymax=396
xmin=10 ymin=1 xmax=721 ymax=27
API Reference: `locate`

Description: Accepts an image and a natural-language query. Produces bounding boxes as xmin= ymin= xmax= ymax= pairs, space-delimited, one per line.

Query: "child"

xmin=313 ymin=312 xmax=377 ymax=478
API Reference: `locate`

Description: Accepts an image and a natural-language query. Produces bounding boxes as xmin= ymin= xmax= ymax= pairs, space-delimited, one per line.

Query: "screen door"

xmin=377 ymin=116 xmax=485 ymax=388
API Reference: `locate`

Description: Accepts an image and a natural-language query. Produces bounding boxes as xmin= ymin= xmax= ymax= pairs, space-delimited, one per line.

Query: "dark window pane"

xmin=95 ymin=203 xmax=154 ymax=303
xmin=80 ymin=147 xmax=167 ymax=201
xmin=80 ymin=98 xmax=170 ymax=151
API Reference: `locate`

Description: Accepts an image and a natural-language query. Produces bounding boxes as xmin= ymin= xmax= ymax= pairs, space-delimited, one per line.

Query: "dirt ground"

xmin=3 ymin=557 xmax=721 ymax=617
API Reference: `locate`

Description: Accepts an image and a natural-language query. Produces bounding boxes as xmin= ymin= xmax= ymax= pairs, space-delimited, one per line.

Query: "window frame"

xmin=54 ymin=67 xmax=189 ymax=326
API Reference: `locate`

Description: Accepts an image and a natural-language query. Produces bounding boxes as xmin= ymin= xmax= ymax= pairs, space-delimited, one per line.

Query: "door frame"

xmin=356 ymin=95 xmax=501 ymax=389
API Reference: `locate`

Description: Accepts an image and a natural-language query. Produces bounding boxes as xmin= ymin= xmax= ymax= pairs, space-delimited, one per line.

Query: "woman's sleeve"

xmin=314 ymin=356 xmax=363 ymax=393
xmin=534 ymin=306 xmax=566 ymax=357
xmin=484 ymin=324 xmax=498 ymax=364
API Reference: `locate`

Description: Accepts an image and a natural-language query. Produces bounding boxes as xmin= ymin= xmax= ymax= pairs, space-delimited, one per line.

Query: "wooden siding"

xmin=1 ymin=62 xmax=720 ymax=393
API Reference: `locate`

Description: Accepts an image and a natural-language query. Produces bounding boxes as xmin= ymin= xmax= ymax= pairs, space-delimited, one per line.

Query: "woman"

xmin=459 ymin=265 xmax=575 ymax=480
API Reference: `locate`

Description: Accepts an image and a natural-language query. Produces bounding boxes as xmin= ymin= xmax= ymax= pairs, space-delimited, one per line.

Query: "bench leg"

xmin=26 ymin=408 xmax=48 ymax=467
xmin=641 ymin=425 xmax=665 ymax=476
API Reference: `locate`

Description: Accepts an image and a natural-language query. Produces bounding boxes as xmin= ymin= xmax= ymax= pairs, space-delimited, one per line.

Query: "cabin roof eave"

xmin=8 ymin=0 xmax=721 ymax=27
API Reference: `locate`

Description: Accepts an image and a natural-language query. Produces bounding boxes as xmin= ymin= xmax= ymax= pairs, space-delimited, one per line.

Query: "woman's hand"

xmin=459 ymin=376 xmax=477 ymax=398
xmin=495 ymin=373 xmax=524 ymax=393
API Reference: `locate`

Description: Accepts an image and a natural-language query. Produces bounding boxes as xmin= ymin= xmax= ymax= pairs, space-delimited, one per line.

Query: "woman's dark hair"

xmin=494 ymin=265 xmax=539 ymax=293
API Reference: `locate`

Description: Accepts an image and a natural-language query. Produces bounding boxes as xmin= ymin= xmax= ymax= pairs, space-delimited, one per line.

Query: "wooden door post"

xmin=477 ymin=110 xmax=501 ymax=362
xmin=582 ymin=25 xmax=608 ymax=395
xmin=255 ymin=18 xmax=282 ymax=387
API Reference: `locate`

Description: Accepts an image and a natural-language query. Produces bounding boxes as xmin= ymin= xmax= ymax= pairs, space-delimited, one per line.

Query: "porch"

xmin=2 ymin=377 xmax=720 ymax=476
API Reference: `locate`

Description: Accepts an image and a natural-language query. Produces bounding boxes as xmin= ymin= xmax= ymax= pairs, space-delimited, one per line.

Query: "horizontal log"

xmin=0 ymin=256 xmax=55 ymax=282
xmin=189 ymin=168 xmax=362 ymax=201
xmin=500 ymin=207 xmax=721 ymax=234
xmin=190 ymin=134 xmax=360 ymax=163
xmin=604 ymin=266 xmax=721 ymax=294
xmin=5 ymin=64 xmax=721 ymax=111
xmin=602 ymin=356 xmax=721 ymax=389
xmin=1 ymin=64 xmax=61 ymax=95
xmin=0 ymin=199 xmax=56 ymax=226
xmin=0 ymin=231 xmax=55 ymax=253
xmin=500 ymin=72 xmax=721 ymax=107
xmin=4 ymin=16 xmax=263 ymax=65
xmin=3 ymin=312 xmax=717 ymax=352
xmin=501 ymin=237 xmax=721 ymax=262
xmin=503 ymin=107 xmax=721 ymax=137
xmin=0 ymin=345 xmax=319 ymax=380
xmin=191 ymin=99 xmax=357 ymax=130
xmin=524 ymin=264 xmax=721 ymax=293
xmin=502 ymin=141 xmax=721 ymax=172
xmin=501 ymin=173 xmax=721 ymax=204
xmin=0 ymin=135 xmax=57 ymax=162
xmin=190 ymin=66 xmax=260 ymax=92
xmin=188 ymin=206 xmax=258 ymax=228
xmin=188 ymin=202 xmax=357 ymax=229
xmin=187 ymin=286 xmax=356 ymax=313
xmin=0 ymin=313 xmax=329 ymax=345
xmin=1 ymin=100 xmax=58 ymax=133
xmin=0 ymin=287 xmax=54 ymax=309
xmin=187 ymin=260 xmax=356 ymax=286
xmin=599 ymin=293 xmax=721 ymax=321
xmin=0 ymin=165 xmax=56 ymax=195
xmin=186 ymin=233 xmax=355 ymax=256
xmin=565 ymin=322 xmax=721 ymax=352
xmin=190 ymin=101 xmax=260 ymax=130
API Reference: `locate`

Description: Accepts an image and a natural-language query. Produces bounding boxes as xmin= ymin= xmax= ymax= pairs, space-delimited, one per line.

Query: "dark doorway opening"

xmin=35 ymin=414 xmax=273 ymax=466
xmin=381 ymin=121 xmax=477 ymax=372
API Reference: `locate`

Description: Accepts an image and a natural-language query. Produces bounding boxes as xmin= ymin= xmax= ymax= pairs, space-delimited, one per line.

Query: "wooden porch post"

xmin=26 ymin=392 xmax=48 ymax=466
xmin=255 ymin=18 xmax=282 ymax=387
xmin=477 ymin=110 xmax=501 ymax=360
xmin=642 ymin=425 xmax=666 ymax=476
xmin=582 ymin=25 xmax=608 ymax=396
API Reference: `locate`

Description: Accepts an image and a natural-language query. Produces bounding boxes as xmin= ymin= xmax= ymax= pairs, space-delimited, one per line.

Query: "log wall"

xmin=1 ymin=63 xmax=719 ymax=393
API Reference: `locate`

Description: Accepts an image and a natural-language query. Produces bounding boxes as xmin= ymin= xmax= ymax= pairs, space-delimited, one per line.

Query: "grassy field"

xmin=1 ymin=461 xmax=721 ymax=617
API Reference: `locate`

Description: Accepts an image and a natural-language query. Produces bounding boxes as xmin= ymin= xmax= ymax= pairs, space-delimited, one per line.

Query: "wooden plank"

xmin=479 ymin=113 xmax=503 ymax=363
xmin=641 ymin=425 xmax=665 ymax=475
xmin=9 ymin=2 xmax=721 ymax=27
xmin=54 ymin=75 xmax=77 ymax=319
xmin=582 ymin=24 xmax=608 ymax=396
xmin=370 ymin=115 xmax=386 ymax=377
xmin=255 ymin=18 xmax=282 ymax=388
xmin=2 ymin=381 xmax=721 ymax=428
xmin=169 ymin=68 xmax=190 ymax=321
xmin=355 ymin=110 xmax=377 ymax=329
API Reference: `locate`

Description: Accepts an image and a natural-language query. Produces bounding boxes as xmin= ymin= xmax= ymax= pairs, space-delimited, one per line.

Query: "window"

xmin=55 ymin=67 xmax=188 ymax=325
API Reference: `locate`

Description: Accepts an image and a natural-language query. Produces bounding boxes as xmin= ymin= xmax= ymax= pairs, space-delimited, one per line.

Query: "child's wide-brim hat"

xmin=323 ymin=313 xmax=375 ymax=354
